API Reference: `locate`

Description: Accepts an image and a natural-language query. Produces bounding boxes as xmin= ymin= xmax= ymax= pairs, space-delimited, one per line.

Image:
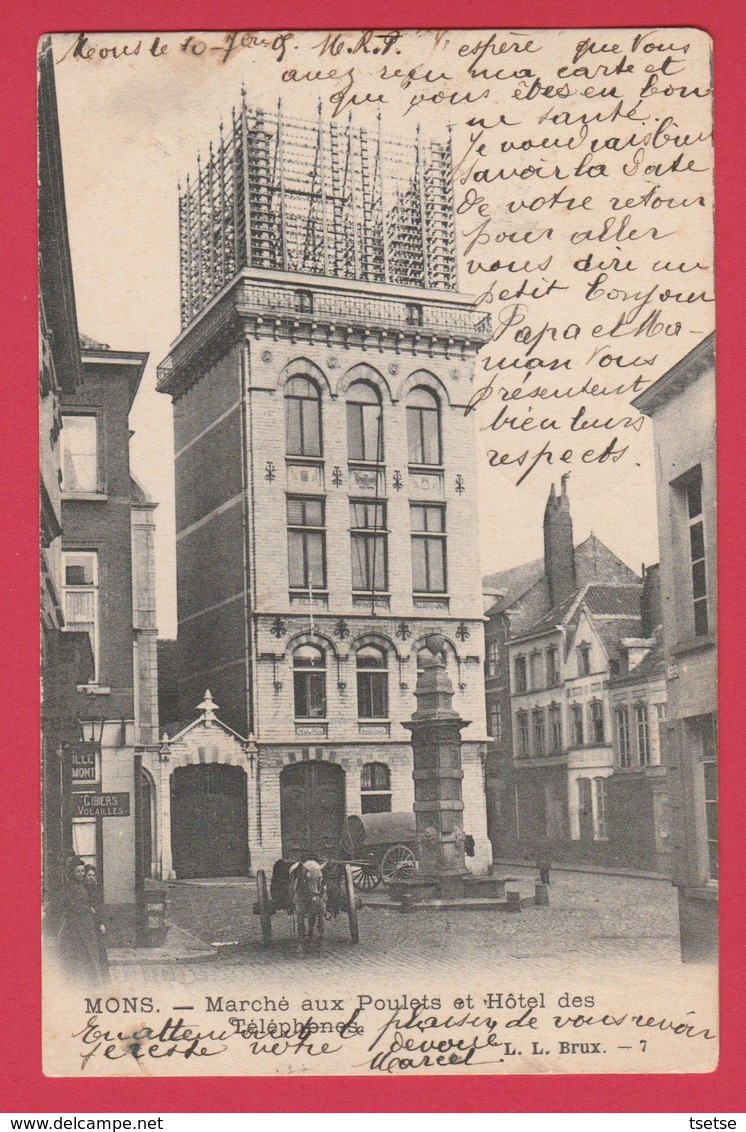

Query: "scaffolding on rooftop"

xmin=178 ymin=93 xmax=459 ymax=329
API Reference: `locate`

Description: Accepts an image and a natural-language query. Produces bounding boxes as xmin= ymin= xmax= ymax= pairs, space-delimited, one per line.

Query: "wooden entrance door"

xmin=171 ymin=764 xmax=249 ymax=878
xmin=577 ymin=776 xmax=594 ymax=842
xmin=280 ymin=761 xmax=345 ymax=860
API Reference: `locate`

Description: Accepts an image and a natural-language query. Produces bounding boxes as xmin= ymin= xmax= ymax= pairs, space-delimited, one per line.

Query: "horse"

xmin=289 ymin=859 xmax=327 ymax=953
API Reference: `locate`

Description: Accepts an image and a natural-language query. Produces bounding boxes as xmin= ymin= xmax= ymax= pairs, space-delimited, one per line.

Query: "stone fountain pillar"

xmin=401 ymin=635 xmax=472 ymax=899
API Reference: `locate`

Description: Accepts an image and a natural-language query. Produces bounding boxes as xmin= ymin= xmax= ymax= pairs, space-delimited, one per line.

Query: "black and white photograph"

xmin=39 ymin=27 xmax=717 ymax=1076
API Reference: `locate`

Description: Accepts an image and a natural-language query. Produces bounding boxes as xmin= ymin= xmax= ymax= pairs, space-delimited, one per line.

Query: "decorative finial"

xmin=197 ymin=689 xmax=219 ymax=721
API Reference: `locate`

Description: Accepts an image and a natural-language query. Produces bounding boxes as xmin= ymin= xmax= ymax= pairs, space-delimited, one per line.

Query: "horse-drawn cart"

xmin=253 ymin=860 xmax=360 ymax=946
xmin=339 ymin=811 xmax=418 ymax=891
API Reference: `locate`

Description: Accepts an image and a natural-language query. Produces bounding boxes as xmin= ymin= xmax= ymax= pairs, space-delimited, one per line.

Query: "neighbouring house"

xmin=632 ymin=333 xmax=717 ymax=962
xmin=483 ymin=477 xmax=670 ymax=873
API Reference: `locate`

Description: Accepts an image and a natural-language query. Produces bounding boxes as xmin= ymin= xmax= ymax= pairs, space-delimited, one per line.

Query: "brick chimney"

xmin=641 ymin=562 xmax=662 ymax=637
xmin=544 ymin=473 xmax=577 ymax=607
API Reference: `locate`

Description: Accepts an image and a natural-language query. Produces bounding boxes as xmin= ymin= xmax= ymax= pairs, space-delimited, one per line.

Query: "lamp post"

xmin=246 ymin=731 xmax=261 ymax=859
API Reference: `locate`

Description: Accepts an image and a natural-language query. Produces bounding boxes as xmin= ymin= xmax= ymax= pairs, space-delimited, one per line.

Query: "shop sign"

xmin=70 ymin=742 xmax=100 ymax=791
xmin=72 ymin=792 xmax=130 ymax=818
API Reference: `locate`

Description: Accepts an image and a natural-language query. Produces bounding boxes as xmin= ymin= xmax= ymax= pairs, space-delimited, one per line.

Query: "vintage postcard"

xmin=39 ymin=27 xmax=717 ymax=1077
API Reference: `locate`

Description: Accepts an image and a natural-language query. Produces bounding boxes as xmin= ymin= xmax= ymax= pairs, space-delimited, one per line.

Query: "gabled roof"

xmin=513 ymin=582 xmax=643 ymax=647
xmin=518 ymin=585 xmax=589 ymax=640
xmin=483 ymin=533 xmax=639 ymax=621
xmin=574 ymin=533 xmax=639 ymax=586
xmin=163 ymin=712 xmax=247 ymax=746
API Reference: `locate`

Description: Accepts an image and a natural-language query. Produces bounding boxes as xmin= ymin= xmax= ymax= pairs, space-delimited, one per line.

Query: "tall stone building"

xmin=39 ymin=38 xmax=94 ymax=913
xmin=39 ymin=40 xmax=162 ymax=940
xmin=155 ymin=97 xmax=492 ymax=877
xmin=633 ymin=334 xmax=717 ymax=961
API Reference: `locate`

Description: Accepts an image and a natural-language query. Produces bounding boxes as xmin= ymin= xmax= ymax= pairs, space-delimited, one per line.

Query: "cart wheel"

xmin=352 ymin=863 xmax=381 ymax=891
xmin=256 ymin=870 xmax=272 ymax=945
xmin=380 ymin=844 xmax=417 ymax=884
xmin=344 ymin=864 xmax=360 ymax=944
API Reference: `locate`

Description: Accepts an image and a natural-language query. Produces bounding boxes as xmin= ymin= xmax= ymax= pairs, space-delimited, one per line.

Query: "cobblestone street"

xmin=129 ymin=867 xmax=682 ymax=981
xmin=95 ymin=867 xmax=720 ymax=1080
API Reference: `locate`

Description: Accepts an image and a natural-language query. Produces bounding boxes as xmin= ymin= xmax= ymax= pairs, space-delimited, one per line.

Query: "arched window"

xmin=361 ymin=762 xmax=392 ymax=813
xmin=293 ymin=644 xmax=326 ymax=719
xmin=406 ymin=386 xmax=441 ymax=466
xmin=356 ymin=645 xmax=389 ymax=719
xmin=286 ymin=376 xmax=322 ymax=457
xmin=347 ymin=382 xmax=383 ymax=462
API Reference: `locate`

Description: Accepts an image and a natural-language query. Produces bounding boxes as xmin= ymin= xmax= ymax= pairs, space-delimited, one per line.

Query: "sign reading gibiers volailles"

xmin=72 ymin=792 xmax=130 ymax=818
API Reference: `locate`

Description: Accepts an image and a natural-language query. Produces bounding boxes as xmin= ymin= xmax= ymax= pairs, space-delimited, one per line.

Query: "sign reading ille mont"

xmin=70 ymin=742 xmax=100 ymax=791
xmin=72 ymin=792 xmax=130 ymax=819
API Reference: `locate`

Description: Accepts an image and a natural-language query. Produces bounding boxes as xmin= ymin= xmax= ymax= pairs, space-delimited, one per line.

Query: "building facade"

xmin=607 ymin=628 xmax=670 ymax=875
xmin=39 ymin=39 xmax=96 ymax=916
xmin=484 ymin=479 xmax=669 ymax=872
xmin=155 ymin=96 xmax=492 ymax=877
xmin=633 ymin=333 xmax=717 ymax=961
xmin=60 ymin=344 xmax=160 ymax=941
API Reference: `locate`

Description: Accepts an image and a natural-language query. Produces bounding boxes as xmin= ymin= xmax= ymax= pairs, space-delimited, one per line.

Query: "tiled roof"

xmin=483 ymin=534 xmax=639 ymax=619
xmin=584 ymin=585 xmax=642 ymax=617
xmin=483 ymin=555 xmax=545 ymax=615
xmin=514 ymin=586 xmax=587 ymax=640
xmin=514 ymin=583 xmax=643 ymax=643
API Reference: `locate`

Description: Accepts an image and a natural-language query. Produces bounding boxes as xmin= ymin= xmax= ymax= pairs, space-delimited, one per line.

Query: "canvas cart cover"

xmin=343 ymin=811 xmax=417 ymax=852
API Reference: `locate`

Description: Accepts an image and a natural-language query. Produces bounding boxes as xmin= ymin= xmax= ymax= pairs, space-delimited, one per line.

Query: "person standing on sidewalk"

xmin=57 ymin=856 xmax=108 ymax=984
xmin=84 ymin=863 xmax=110 ymax=979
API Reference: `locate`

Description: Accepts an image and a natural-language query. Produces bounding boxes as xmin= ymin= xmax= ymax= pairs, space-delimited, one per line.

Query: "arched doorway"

xmin=171 ymin=764 xmax=249 ymax=879
xmin=280 ymin=761 xmax=345 ymax=860
xmin=138 ymin=765 xmax=156 ymax=880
